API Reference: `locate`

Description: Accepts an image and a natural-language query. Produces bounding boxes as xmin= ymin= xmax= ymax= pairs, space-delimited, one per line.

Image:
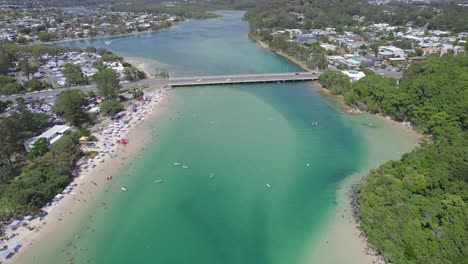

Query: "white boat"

xmin=182 ymin=165 xmax=189 ymax=169
xmin=154 ymin=180 xmax=163 ymax=183
xmin=105 ymin=41 xmax=112 ymax=45
xmin=266 ymin=184 xmax=271 ymax=188
xmin=121 ymin=187 xmax=127 ymax=191
xmin=209 ymin=172 xmax=215 ymax=178
xmin=306 ymin=163 xmax=310 ymax=167
xmin=173 ymin=162 xmax=180 ymax=166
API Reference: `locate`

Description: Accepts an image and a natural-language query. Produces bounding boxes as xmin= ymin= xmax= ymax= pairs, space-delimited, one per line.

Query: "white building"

xmin=378 ymin=46 xmax=405 ymax=58
xmin=341 ymin=70 xmax=366 ymax=82
xmin=24 ymin=125 xmax=71 ymax=152
xmin=320 ymin=43 xmax=338 ymax=51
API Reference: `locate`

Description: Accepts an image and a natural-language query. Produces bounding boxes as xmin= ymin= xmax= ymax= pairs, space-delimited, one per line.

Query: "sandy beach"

xmin=124 ymin=56 xmax=159 ymax=78
xmin=4 ymin=88 xmax=171 ymax=263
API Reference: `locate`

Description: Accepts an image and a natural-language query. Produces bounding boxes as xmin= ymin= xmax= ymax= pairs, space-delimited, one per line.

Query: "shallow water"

xmin=28 ymin=10 xmax=419 ymax=264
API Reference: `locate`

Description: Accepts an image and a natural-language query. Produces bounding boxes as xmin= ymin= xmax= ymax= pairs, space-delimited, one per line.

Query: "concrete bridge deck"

xmin=0 ymin=72 xmax=322 ymax=101
xmin=168 ymin=72 xmax=321 ymax=87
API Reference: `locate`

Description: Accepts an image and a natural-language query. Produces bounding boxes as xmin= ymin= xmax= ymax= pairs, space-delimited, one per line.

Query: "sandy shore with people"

xmin=5 ymin=88 xmax=171 ymax=263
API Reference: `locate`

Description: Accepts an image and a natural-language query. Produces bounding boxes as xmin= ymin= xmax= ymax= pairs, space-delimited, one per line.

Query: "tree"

xmin=93 ymin=68 xmax=120 ymax=99
xmin=308 ymin=53 xmax=328 ymax=70
xmin=0 ymin=76 xmax=22 ymax=95
xmin=0 ymin=106 xmax=47 ymax=164
xmin=23 ymin=79 xmax=44 ymax=91
xmin=132 ymin=86 xmax=144 ymax=99
xmin=99 ymin=99 xmax=123 ymax=116
xmin=155 ymin=68 xmax=170 ymax=79
xmin=52 ymin=89 xmax=89 ymax=126
xmin=63 ymin=63 xmax=88 ymax=86
xmin=28 ymin=138 xmax=49 ymax=160
xmin=37 ymin=32 xmax=56 ymax=42
xmin=123 ymin=66 xmax=146 ymax=81
xmin=0 ymin=47 xmax=10 ymax=75
xmin=17 ymin=37 xmax=27 ymax=44
xmin=20 ymin=59 xmax=34 ymax=78
xmin=414 ymin=48 xmax=423 ymax=57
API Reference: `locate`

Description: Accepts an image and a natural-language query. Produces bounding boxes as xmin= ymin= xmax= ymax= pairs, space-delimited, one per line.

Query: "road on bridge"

xmin=0 ymin=72 xmax=321 ymax=102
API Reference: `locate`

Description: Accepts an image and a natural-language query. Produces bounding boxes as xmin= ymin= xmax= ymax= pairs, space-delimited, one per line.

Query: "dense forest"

xmin=319 ymin=55 xmax=467 ymax=263
xmin=244 ymin=0 xmax=467 ymax=33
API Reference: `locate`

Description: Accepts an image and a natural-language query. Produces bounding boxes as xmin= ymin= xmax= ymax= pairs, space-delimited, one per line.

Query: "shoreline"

xmin=28 ymin=22 xmax=182 ymax=46
xmin=303 ymin=112 xmax=422 ymax=264
xmin=5 ymin=87 xmax=171 ymax=263
xmin=250 ymin=35 xmax=312 ymax=72
xmin=311 ymin=80 xmax=364 ymax=115
xmin=124 ymin=56 xmax=158 ymax=78
xmin=250 ymin=33 xmax=422 ymax=264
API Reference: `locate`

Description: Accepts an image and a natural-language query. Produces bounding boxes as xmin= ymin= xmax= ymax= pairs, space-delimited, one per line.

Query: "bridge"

xmin=167 ymin=72 xmax=321 ymax=87
xmin=0 ymin=72 xmax=322 ymax=102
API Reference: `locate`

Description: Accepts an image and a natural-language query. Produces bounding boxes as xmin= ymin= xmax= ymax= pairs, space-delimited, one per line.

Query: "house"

xmin=378 ymin=46 xmax=405 ymax=58
xmin=343 ymin=58 xmax=361 ymax=68
xmin=320 ymin=43 xmax=338 ymax=51
xmin=24 ymin=125 xmax=71 ymax=152
xmin=297 ymin=34 xmax=317 ymax=42
xmin=421 ymin=47 xmax=442 ymax=56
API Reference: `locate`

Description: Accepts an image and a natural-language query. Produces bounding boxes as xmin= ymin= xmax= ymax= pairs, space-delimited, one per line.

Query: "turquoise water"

xmin=41 ymin=11 xmax=369 ymax=264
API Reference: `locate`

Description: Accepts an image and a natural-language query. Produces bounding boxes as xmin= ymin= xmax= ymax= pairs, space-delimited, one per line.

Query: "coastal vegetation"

xmin=0 ymin=130 xmax=82 ymax=219
xmin=0 ymin=92 xmax=105 ymax=219
xmin=0 ymin=100 xmax=81 ymax=219
xmin=0 ymin=44 xmax=128 ymax=220
xmin=252 ymin=33 xmax=328 ymax=70
xmin=319 ymin=54 xmax=467 ymax=263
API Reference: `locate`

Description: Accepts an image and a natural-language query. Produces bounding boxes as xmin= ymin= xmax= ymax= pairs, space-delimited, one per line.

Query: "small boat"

xmin=266 ymin=184 xmax=272 ymax=188
xmin=182 ymin=165 xmax=189 ymax=169
xmin=105 ymin=41 xmax=111 ymax=45
xmin=209 ymin=172 xmax=215 ymax=178
xmin=173 ymin=162 xmax=180 ymax=166
xmin=121 ymin=187 xmax=127 ymax=191
xmin=306 ymin=163 xmax=310 ymax=167
xmin=107 ymin=175 xmax=113 ymax=180
xmin=154 ymin=180 xmax=163 ymax=183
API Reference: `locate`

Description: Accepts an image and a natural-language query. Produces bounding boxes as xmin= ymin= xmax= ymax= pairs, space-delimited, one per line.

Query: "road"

xmin=0 ymin=72 xmax=321 ymax=102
